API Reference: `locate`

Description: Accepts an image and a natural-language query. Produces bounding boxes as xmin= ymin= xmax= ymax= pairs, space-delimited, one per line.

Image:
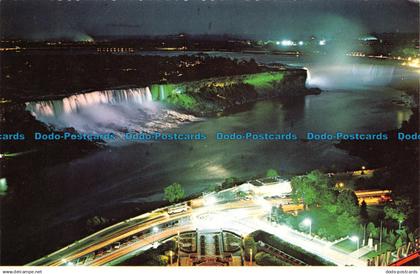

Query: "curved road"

xmin=28 ymin=196 xmax=367 ymax=266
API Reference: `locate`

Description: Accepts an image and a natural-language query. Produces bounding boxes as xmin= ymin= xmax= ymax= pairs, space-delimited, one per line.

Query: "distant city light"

xmin=402 ymin=58 xmax=420 ymax=68
xmin=281 ymin=40 xmax=294 ymax=46
xmin=298 ymin=41 xmax=304 ymax=46
xmin=319 ymin=40 xmax=326 ymax=46
xmin=359 ymin=36 xmax=378 ymax=41
xmin=276 ymin=41 xmax=280 ymax=45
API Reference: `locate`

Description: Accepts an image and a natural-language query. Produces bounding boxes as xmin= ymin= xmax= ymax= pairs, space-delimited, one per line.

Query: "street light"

xmin=303 ymin=218 xmax=312 ymax=236
xmin=281 ymin=40 xmax=293 ymax=46
xmin=350 ymin=235 xmax=359 ymax=250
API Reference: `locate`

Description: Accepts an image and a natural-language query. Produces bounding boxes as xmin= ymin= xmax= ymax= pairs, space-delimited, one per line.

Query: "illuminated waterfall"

xmin=24 ymin=86 xmax=198 ymax=143
xmin=26 ymin=87 xmax=153 ymax=117
xmin=306 ymin=63 xmax=397 ymax=89
xmin=350 ymin=64 xmax=395 ymax=84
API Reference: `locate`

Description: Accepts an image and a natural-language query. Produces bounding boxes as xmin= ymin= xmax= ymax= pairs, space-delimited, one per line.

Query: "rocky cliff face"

xmin=152 ymin=69 xmax=319 ymax=116
xmin=269 ymin=69 xmax=308 ymax=95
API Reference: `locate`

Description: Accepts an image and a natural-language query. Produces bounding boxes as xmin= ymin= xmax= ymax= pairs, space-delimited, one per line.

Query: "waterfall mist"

xmin=301 ymin=14 xmax=402 ymax=90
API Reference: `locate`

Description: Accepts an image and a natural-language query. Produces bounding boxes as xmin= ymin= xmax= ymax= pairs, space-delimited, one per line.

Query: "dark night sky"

xmin=0 ymin=0 xmax=418 ymax=41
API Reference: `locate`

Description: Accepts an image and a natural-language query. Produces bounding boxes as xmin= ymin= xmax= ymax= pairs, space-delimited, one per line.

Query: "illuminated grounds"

xmin=27 ymin=175 xmax=419 ymax=267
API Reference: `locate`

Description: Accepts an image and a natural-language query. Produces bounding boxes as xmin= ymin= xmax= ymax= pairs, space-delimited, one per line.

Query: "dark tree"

xmin=337 ymin=189 xmax=359 ymax=216
xmin=222 ymin=177 xmax=240 ymax=189
xmin=360 ymin=200 xmax=369 ymax=223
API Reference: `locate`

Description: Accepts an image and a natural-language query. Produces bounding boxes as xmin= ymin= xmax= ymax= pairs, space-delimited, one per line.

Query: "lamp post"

xmin=350 ymin=236 xmax=359 ymax=250
xmin=303 ymin=218 xmax=312 ymax=236
xmin=379 ymin=221 xmax=383 ymax=251
xmin=249 ymin=248 xmax=253 ymax=266
xmin=177 ymin=231 xmax=180 ymax=266
xmin=398 ymin=220 xmax=403 ymax=230
xmin=169 ymin=250 xmax=173 ymax=266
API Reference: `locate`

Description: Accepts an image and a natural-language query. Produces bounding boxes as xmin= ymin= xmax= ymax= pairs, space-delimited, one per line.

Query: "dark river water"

xmin=2 ymin=52 xmax=417 ymax=264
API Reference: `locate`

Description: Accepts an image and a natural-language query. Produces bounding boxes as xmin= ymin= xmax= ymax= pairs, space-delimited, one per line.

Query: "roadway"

xmin=28 ymin=199 xmax=259 ymax=266
xmin=28 ymin=195 xmax=367 ymax=267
